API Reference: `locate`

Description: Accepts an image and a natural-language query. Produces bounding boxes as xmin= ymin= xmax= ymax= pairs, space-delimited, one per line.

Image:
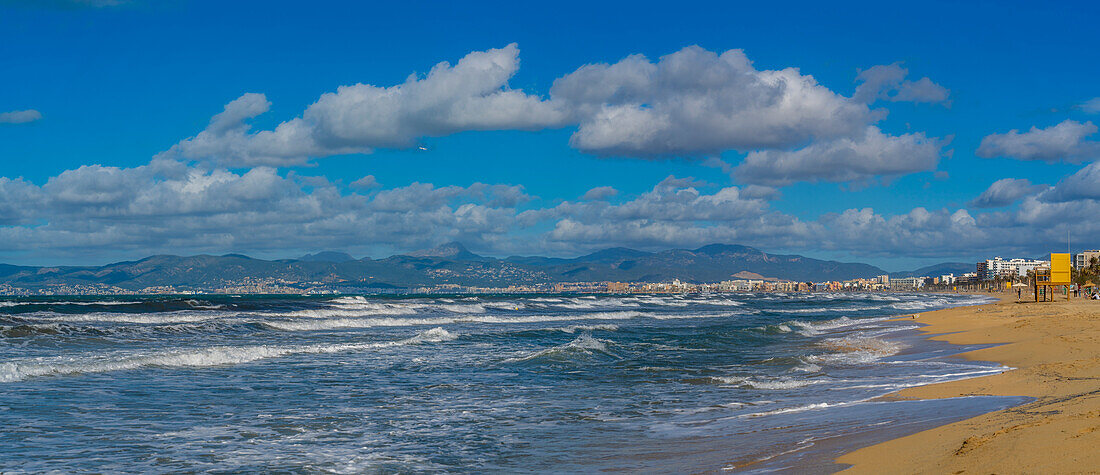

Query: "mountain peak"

xmin=408 ymin=242 xmax=483 ymax=260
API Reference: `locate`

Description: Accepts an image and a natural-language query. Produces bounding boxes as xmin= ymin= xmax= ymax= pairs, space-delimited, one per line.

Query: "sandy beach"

xmin=837 ymin=293 xmax=1100 ymax=473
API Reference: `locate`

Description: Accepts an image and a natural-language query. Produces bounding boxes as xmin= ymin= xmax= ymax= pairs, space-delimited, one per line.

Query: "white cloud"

xmin=0 ymin=160 xmax=532 ymax=262
xmin=157 ymin=45 xmax=944 ymax=187
xmin=1040 ymin=161 xmax=1100 ymax=202
xmin=0 ymin=177 xmax=43 ymax=225
xmin=350 ymin=175 xmax=380 ymax=189
xmin=1078 ymin=97 xmax=1100 ymax=114
xmin=656 ymin=175 xmax=709 ymax=189
xmin=4 ymin=160 xmax=1100 ymax=264
xmin=553 ymin=46 xmax=873 ymax=157
xmin=853 ymin=63 xmax=950 ymax=105
xmin=969 ymin=178 xmax=1045 ymax=208
xmin=977 ymin=120 xmax=1100 ymax=162
xmin=0 ymin=109 xmax=42 ymax=124
xmin=739 ymin=184 xmax=780 ymax=200
xmin=164 ymin=44 xmax=567 ymax=167
xmin=734 ymin=126 xmax=944 ymax=186
xmin=968 ymin=178 xmax=1042 ymax=207
xmin=815 ymin=207 xmax=989 ymax=258
xmin=580 ymin=186 xmax=617 ymax=201
xmin=532 ymin=179 xmax=811 ymax=252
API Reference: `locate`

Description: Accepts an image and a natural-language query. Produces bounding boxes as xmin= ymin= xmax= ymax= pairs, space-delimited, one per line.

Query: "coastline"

xmin=835 ymin=293 xmax=1100 ymax=472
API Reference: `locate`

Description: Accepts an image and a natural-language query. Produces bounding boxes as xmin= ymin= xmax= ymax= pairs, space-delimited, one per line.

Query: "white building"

xmin=984 ymin=257 xmax=1049 ymax=278
xmin=1010 ymin=259 xmax=1047 ymax=277
xmin=890 ymin=276 xmax=925 ymax=290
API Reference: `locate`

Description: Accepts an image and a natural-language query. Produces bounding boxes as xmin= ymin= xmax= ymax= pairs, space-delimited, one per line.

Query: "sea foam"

xmin=0 ymin=327 xmax=455 ymax=383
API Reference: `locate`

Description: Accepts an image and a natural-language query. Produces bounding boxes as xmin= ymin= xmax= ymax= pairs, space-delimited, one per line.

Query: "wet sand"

xmin=836 ymin=293 xmax=1100 ymax=473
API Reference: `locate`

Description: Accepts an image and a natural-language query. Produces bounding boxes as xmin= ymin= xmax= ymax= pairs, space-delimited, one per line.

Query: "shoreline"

xmin=833 ymin=293 xmax=1100 ymax=472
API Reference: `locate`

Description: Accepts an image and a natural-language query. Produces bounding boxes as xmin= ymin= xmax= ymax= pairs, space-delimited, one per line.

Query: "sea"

xmin=0 ymin=292 xmax=1026 ymax=473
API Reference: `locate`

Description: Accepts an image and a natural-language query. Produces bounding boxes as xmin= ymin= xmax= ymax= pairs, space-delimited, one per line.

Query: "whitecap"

xmin=36 ymin=311 xmax=234 ymax=325
xmin=283 ymin=307 xmax=418 ymax=318
xmin=504 ymin=333 xmax=613 ymax=363
xmin=438 ymin=304 xmax=485 ymax=314
xmin=0 ymin=327 xmax=454 ymax=383
xmin=559 ymin=324 xmax=619 ymax=333
xmin=711 ymin=376 xmax=817 ymax=390
xmin=806 ymin=335 xmax=904 ymax=365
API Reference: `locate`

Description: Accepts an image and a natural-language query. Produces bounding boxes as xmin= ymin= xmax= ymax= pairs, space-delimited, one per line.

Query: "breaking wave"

xmin=34 ymin=311 xmax=236 ymax=325
xmin=711 ymin=376 xmax=819 ymax=390
xmin=504 ymin=333 xmax=614 ymax=363
xmin=807 ymin=335 xmax=904 ymax=365
xmin=0 ymin=327 xmax=455 ymax=383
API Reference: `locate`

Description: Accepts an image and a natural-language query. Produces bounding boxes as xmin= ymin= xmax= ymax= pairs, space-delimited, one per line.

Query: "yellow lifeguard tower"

xmin=1034 ymin=253 xmax=1071 ymax=301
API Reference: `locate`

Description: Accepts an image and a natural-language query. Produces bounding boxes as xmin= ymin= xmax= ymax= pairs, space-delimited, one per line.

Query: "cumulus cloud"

xmin=166 ymin=44 xmax=884 ymax=165
xmin=528 ymin=179 xmax=812 ymax=252
xmin=853 ymin=63 xmax=950 ymax=105
xmin=0 ymin=109 xmax=42 ymax=124
xmin=734 ymin=127 xmax=944 ymax=186
xmin=164 ymin=44 xmax=567 ymax=167
xmin=656 ymin=175 xmax=709 ymax=189
xmin=815 ymin=207 xmax=984 ymax=257
xmin=0 ymin=160 xmax=533 ymax=262
xmin=0 ymin=177 xmax=42 ymax=225
xmin=1040 ymin=161 xmax=1100 ymax=202
xmin=581 ymin=186 xmax=617 ymax=201
xmin=739 ymin=184 xmax=780 ymax=200
xmin=539 ymin=178 xmax=1100 ymax=259
xmin=977 ymin=120 xmax=1100 ymax=162
xmin=4 ymin=159 xmax=1100 ymax=264
xmin=158 ymin=44 xmax=945 ymax=187
xmin=552 ymin=45 xmax=873 ymax=157
xmin=350 ymin=175 xmax=380 ymax=189
xmin=969 ymin=178 xmax=1045 ymax=208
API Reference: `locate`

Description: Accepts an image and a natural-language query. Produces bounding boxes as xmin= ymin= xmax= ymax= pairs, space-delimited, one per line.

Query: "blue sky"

xmin=1 ymin=0 xmax=1099 ymax=270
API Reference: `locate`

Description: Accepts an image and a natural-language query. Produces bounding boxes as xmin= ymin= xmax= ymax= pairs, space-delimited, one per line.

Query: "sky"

xmin=1 ymin=0 xmax=1099 ymax=271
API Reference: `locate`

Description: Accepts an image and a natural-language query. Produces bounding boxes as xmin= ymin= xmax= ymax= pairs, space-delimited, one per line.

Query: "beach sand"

xmin=836 ymin=293 xmax=1100 ymax=473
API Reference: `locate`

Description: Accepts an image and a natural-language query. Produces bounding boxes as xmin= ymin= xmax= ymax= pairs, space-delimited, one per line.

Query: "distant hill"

xmin=890 ymin=262 xmax=974 ymax=278
xmin=0 ymin=243 xmax=910 ymax=292
xmin=522 ymin=244 xmax=887 ymax=283
xmin=407 ymin=242 xmax=488 ymax=261
xmin=297 ymin=251 xmax=357 ymax=263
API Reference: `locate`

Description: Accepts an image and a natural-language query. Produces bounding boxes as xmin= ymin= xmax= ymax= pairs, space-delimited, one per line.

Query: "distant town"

xmin=3 ymin=250 xmax=1096 ymax=297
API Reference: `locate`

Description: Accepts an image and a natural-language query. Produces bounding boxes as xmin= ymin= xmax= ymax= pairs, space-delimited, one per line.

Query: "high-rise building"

xmin=976 ymin=261 xmax=989 ymax=281
xmin=1075 ymin=250 xmax=1100 ymax=270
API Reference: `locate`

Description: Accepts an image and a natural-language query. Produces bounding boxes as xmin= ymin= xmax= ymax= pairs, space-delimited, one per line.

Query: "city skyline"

xmin=2 ymin=0 xmax=1099 ymax=269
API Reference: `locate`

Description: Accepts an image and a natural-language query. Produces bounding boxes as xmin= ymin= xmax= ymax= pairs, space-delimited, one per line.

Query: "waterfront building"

xmin=979 ymin=257 xmax=1050 ymax=280
xmin=890 ymin=276 xmax=925 ymax=290
xmin=976 ymin=261 xmax=990 ymax=281
xmin=1075 ymin=250 xmax=1100 ymax=270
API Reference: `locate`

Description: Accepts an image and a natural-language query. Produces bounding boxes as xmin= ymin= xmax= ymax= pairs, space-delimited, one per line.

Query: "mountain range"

xmin=0 ymin=243 xmax=971 ymax=293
